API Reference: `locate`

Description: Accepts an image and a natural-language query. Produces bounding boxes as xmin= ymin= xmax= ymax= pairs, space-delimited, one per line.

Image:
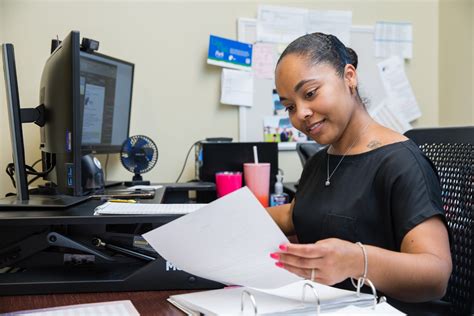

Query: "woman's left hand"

xmin=271 ymin=238 xmax=363 ymax=286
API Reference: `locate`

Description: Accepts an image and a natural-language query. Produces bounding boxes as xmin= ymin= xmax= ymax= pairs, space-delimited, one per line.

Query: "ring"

xmin=310 ymin=269 xmax=315 ymax=282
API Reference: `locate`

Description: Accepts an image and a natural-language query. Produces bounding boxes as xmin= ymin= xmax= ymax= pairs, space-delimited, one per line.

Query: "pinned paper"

xmin=220 ymin=68 xmax=254 ymax=107
xmin=252 ymin=43 xmax=277 ymax=79
xmin=257 ymin=5 xmax=308 ymax=44
xmin=377 ymin=56 xmax=421 ymax=122
xmin=375 ymin=21 xmax=413 ymax=59
xmin=207 ymin=35 xmax=252 ymax=71
xmin=307 ymin=10 xmax=352 ymax=46
xmin=237 ymin=18 xmax=257 ymax=44
xmin=370 ymin=100 xmax=412 ymax=134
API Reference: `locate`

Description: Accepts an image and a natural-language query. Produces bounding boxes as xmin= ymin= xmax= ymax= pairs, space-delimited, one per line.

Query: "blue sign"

xmin=207 ymin=35 xmax=252 ymax=71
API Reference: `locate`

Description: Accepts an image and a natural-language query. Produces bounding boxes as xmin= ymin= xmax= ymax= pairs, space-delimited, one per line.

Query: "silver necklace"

xmin=325 ymin=122 xmax=371 ymax=187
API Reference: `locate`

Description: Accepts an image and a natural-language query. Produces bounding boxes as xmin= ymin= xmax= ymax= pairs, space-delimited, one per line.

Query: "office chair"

xmin=296 ymin=142 xmax=325 ymax=166
xmin=404 ymin=126 xmax=474 ymax=315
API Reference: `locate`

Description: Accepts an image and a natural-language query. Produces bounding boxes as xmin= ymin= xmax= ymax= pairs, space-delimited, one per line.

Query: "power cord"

xmin=5 ymin=159 xmax=54 ymax=189
xmin=175 ymin=140 xmax=203 ymax=183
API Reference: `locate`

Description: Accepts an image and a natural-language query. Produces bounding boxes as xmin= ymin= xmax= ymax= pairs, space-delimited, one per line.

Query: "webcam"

xmin=81 ymin=38 xmax=100 ymax=53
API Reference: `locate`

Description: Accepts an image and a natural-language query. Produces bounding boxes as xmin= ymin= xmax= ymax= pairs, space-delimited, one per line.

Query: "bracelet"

xmin=351 ymin=242 xmax=368 ymax=290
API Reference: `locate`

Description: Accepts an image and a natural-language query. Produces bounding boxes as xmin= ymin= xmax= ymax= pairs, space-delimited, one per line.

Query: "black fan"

xmin=120 ymin=135 xmax=158 ymax=186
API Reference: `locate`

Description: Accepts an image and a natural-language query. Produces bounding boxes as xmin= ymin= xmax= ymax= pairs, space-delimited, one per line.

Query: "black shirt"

xmin=293 ymin=139 xmax=445 ymax=252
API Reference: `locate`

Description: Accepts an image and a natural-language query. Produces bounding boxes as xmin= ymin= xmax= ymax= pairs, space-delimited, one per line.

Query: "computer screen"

xmin=80 ymin=51 xmax=134 ymax=153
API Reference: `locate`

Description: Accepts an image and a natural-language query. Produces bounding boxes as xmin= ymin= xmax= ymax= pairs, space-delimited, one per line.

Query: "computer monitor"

xmin=0 ymin=30 xmax=133 ymax=207
xmin=79 ymin=51 xmax=134 ymax=153
xmin=39 ymin=30 xmax=83 ymax=196
xmin=0 ymin=41 xmax=88 ymax=208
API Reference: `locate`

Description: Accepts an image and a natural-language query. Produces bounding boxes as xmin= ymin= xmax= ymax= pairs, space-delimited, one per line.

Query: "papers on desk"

xmin=3 ymin=300 xmax=139 ymax=316
xmin=94 ymin=202 xmax=206 ymax=215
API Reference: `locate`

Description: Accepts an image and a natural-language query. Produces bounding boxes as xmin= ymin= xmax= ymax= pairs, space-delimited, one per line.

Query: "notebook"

xmin=94 ymin=202 xmax=207 ymax=215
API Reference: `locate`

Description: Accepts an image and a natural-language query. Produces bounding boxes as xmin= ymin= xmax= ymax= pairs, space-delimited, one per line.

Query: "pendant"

xmin=325 ymin=180 xmax=330 ymax=187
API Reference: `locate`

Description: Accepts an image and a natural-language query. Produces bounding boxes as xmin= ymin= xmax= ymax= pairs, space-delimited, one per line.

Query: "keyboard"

xmin=94 ymin=202 xmax=207 ymax=215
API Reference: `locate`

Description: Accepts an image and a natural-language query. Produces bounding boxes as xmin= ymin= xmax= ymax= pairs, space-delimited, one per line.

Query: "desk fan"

xmin=120 ymin=135 xmax=158 ymax=186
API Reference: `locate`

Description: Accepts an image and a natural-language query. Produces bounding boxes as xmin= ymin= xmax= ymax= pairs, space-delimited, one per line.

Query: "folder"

xmin=167 ymin=280 xmax=404 ymax=315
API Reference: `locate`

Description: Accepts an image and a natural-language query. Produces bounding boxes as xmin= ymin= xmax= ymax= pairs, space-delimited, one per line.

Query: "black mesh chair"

xmin=296 ymin=142 xmax=325 ymax=166
xmin=405 ymin=126 xmax=474 ymax=315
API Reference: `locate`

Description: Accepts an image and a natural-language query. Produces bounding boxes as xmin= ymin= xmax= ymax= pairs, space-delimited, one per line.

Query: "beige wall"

xmin=0 ymin=0 xmax=8 ymax=197
xmin=0 ymin=0 xmax=469 ymax=198
xmin=439 ymin=0 xmax=474 ymax=126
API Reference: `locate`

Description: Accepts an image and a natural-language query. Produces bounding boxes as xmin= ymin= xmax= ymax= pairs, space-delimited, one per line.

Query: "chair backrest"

xmin=404 ymin=126 xmax=474 ymax=315
xmin=296 ymin=142 xmax=325 ymax=167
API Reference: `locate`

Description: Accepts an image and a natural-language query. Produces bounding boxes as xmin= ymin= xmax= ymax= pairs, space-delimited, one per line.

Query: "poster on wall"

xmin=207 ymin=35 xmax=253 ymax=71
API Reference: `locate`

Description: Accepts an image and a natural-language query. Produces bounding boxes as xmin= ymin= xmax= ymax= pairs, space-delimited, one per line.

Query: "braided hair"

xmin=277 ymin=33 xmax=358 ymax=78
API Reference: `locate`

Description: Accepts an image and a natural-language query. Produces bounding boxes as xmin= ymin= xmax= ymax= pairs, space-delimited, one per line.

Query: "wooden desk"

xmin=0 ymin=290 xmax=194 ymax=315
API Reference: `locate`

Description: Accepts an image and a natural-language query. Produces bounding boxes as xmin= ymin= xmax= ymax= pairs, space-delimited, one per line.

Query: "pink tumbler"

xmin=243 ymin=163 xmax=270 ymax=207
xmin=215 ymin=172 xmax=242 ymax=198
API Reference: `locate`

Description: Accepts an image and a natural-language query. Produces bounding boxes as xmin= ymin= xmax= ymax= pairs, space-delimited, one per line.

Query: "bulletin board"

xmin=239 ymin=25 xmax=388 ymax=150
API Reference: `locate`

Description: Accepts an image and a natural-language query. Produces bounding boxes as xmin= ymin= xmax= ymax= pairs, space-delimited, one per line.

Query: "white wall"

xmin=0 ymin=0 xmax=458 ymax=197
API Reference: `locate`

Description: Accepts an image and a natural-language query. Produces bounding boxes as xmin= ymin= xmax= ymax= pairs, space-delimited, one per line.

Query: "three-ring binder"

xmin=240 ymin=278 xmax=385 ymax=315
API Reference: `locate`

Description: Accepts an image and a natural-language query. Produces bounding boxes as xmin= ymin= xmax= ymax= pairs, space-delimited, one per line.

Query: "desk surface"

xmin=0 ymin=290 xmax=193 ymax=315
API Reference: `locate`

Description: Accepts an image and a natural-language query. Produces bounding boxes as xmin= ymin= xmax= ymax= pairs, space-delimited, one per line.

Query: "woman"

xmin=267 ymin=33 xmax=452 ymax=304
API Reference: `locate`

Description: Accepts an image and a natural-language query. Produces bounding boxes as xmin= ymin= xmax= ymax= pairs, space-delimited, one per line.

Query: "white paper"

xmin=142 ymin=187 xmax=301 ymax=289
xmin=237 ymin=17 xmax=257 ymax=44
xmin=257 ymin=5 xmax=308 ymax=44
xmin=377 ymin=56 xmax=421 ymax=122
xmin=94 ymin=202 xmax=206 ymax=215
xmin=307 ymin=10 xmax=352 ymax=46
xmin=127 ymin=185 xmax=163 ymax=191
xmin=220 ymin=68 xmax=254 ymax=107
xmin=252 ymin=43 xmax=277 ymax=79
xmin=6 ymin=300 xmax=139 ymax=316
xmin=370 ymin=100 xmax=412 ymax=134
xmin=375 ymin=21 xmax=413 ymax=59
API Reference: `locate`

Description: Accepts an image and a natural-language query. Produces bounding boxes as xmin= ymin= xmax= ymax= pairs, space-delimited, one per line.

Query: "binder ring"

xmin=241 ymin=290 xmax=258 ymax=315
xmin=355 ymin=277 xmax=378 ymax=309
xmin=301 ymin=282 xmax=321 ymax=315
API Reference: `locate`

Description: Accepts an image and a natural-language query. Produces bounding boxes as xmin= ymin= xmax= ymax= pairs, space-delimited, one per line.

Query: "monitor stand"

xmin=0 ymin=194 xmax=90 ymax=209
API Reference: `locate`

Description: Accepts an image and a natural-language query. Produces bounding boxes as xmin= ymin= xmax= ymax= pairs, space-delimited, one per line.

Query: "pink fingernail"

xmin=270 ymin=253 xmax=279 ymax=260
xmin=275 ymin=262 xmax=284 ymax=268
xmin=279 ymin=244 xmax=288 ymax=251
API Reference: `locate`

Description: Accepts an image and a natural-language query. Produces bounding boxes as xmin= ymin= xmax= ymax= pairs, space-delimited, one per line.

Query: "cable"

xmin=5 ymin=160 xmax=55 ymax=189
xmin=31 ymin=159 xmax=42 ymax=168
xmin=175 ymin=140 xmax=203 ymax=183
xmin=104 ymin=154 xmax=109 ymax=182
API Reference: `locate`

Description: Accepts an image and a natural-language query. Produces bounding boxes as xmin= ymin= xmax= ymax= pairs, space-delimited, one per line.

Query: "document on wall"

xmin=237 ymin=17 xmax=257 ymax=44
xmin=307 ymin=10 xmax=352 ymax=46
xmin=375 ymin=21 xmax=413 ymax=59
xmin=4 ymin=300 xmax=139 ymax=316
xmin=142 ymin=187 xmax=301 ymax=289
xmin=369 ymin=100 xmax=412 ymax=134
xmin=257 ymin=5 xmax=308 ymax=44
xmin=377 ymin=56 xmax=421 ymax=122
xmin=220 ymin=68 xmax=254 ymax=107
xmin=252 ymin=43 xmax=278 ymax=79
